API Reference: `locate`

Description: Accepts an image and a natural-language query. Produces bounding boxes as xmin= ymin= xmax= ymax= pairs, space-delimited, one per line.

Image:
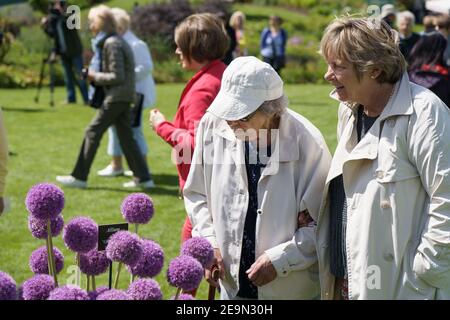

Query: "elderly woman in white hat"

xmin=183 ymin=56 xmax=331 ymax=299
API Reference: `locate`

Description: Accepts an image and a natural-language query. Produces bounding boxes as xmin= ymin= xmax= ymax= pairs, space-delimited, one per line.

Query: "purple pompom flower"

xmin=63 ymin=217 xmax=98 ymax=253
xmin=48 ymin=285 xmax=90 ymax=300
xmin=28 ymin=215 xmax=64 ymax=239
xmin=170 ymin=293 xmax=195 ymax=300
xmin=106 ymin=231 xmax=142 ymax=266
xmin=127 ymin=239 xmax=164 ymax=278
xmin=22 ymin=274 xmax=55 ymax=300
xmin=181 ymin=237 xmax=214 ymax=269
xmin=0 ymin=271 xmax=17 ymax=300
xmin=79 ymin=250 xmax=110 ymax=276
xmin=29 ymin=246 xmax=64 ymax=275
xmin=25 ymin=183 xmax=64 ymax=220
xmin=167 ymin=255 xmax=203 ymax=292
xmin=127 ymin=278 xmax=162 ymax=300
xmin=17 ymin=285 xmax=24 ymax=300
xmin=121 ymin=193 xmax=154 ymax=224
xmin=96 ymin=289 xmax=130 ymax=300
xmin=88 ymin=286 xmax=109 ymax=300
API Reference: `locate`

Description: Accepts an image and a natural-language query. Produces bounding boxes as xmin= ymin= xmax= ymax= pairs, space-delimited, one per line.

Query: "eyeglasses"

xmin=238 ymin=110 xmax=258 ymax=122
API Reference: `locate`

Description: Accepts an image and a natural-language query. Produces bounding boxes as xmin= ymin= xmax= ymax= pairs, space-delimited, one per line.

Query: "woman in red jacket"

xmin=150 ymin=13 xmax=229 ymax=242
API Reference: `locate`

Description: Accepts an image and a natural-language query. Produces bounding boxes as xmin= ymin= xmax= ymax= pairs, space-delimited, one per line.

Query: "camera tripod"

xmin=34 ymin=50 xmax=57 ymax=107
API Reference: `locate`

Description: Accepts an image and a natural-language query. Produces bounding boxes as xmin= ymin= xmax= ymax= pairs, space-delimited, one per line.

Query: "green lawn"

xmin=0 ymin=82 xmax=338 ymax=299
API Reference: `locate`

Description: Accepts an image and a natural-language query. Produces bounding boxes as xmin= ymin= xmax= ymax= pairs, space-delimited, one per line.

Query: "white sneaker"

xmin=97 ymin=165 xmax=124 ymax=177
xmin=123 ymin=179 xmax=155 ymax=189
xmin=124 ymin=170 xmax=133 ymax=177
xmin=56 ymin=175 xmax=87 ymax=188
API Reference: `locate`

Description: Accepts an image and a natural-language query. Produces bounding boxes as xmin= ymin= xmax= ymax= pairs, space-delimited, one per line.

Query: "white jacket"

xmin=316 ymin=73 xmax=450 ymax=300
xmin=123 ymin=31 xmax=156 ymax=108
xmin=184 ymin=109 xmax=331 ymax=299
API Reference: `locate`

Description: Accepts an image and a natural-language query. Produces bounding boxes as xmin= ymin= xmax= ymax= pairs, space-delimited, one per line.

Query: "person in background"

xmin=260 ymin=15 xmax=287 ymax=75
xmin=0 ymin=108 xmax=8 ymax=216
xmin=421 ymin=15 xmax=437 ymax=35
xmin=380 ymin=3 xmax=396 ymax=29
xmin=408 ymin=33 xmax=450 ymax=107
xmin=229 ymin=11 xmax=248 ymax=58
xmin=318 ymin=16 xmax=450 ymax=300
xmin=41 ymin=0 xmax=88 ymax=104
xmin=96 ymin=8 xmax=156 ymax=180
xmin=217 ymin=11 xmax=236 ymax=65
xmin=149 ymin=13 xmax=228 ymax=243
xmin=397 ymin=10 xmax=421 ymax=60
xmin=435 ymin=14 xmax=450 ymax=66
xmin=56 ymin=5 xmax=152 ymax=189
xmin=183 ymin=56 xmax=331 ymax=299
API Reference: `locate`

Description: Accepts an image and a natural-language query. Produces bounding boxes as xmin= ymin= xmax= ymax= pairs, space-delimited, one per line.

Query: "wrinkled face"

xmin=398 ymin=18 xmax=413 ymax=35
xmin=226 ymin=110 xmax=269 ymax=141
xmin=324 ymin=56 xmax=373 ymax=104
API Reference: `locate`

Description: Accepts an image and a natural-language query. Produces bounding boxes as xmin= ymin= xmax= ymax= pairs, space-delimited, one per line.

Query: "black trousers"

xmin=71 ymin=101 xmax=151 ymax=182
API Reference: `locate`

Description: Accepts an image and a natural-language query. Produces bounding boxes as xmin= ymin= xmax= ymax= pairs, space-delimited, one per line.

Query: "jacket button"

xmin=257 ymin=209 xmax=262 ymax=215
xmin=387 ymin=119 xmax=396 ymax=128
xmin=380 ymin=200 xmax=391 ymax=209
xmin=383 ymin=252 xmax=394 ymax=261
xmin=376 ymin=171 xmax=385 ymax=179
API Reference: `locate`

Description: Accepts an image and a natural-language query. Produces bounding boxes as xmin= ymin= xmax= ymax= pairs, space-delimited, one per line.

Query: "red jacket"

xmin=156 ymin=60 xmax=226 ymax=190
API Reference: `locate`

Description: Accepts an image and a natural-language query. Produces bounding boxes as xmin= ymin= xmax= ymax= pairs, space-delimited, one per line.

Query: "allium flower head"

xmin=121 ymin=193 xmax=154 ymax=224
xmin=79 ymin=249 xmax=110 ymax=276
xmin=170 ymin=293 xmax=195 ymax=300
xmin=22 ymin=274 xmax=55 ymax=300
xmin=106 ymin=231 xmax=142 ymax=265
xmin=88 ymin=286 xmax=109 ymax=300
xmin=0 ymin=271 xmax=17 ymax=300
xmin=29 ymin=246 xmax=64 ymax=275
xmin=63 ymin=217 xmax=98 ymax=253
xmin=28 ymin=215 xmax=64 ymax=239
xmin=25 ymin=183 xmax=64 ymax=220
xmin=127 ymin=239 xmax=164 ymax=278
xmin=127 ymin=278 xmax=162 ymax=300
xmin=48 ymin=285 xmax=90 ymax=300
xmin=167 ymin=255 xmax=203 ymax=291
xmin=96 ymin=289 xmax=130 ymax=300
xmin=181 ymin=237 xmax=214 ymax=268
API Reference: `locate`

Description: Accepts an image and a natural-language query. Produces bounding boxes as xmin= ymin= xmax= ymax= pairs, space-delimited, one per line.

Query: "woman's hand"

xmin=205 ymin=248 xmax=225 ymax=288
xmin=246 ymin=253 xmax=277 ymax=287
xmin=149 ymin=109 xmax=166 ymax=130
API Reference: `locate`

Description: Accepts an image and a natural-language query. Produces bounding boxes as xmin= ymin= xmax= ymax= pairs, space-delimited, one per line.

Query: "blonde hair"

xmin=111 ymin=7 xmax=130 ymax=35
xmin=320 ymin=16 xmax=406 ymax=84
xmin=175 ymin=13 xmax=229 ymax=63
xmin=229 ymin=11 xmax=245 ymax=29
xmin=88 ymin=5 xmax=116 ymax=34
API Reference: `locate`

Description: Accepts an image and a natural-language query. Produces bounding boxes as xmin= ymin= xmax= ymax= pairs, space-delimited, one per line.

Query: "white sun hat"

xmin=207 ymin=56 xmax=283 ymax=121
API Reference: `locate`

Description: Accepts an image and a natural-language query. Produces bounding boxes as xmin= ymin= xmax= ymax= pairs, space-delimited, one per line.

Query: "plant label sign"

xmin=98 ymin=223 xmax=129 ymax=251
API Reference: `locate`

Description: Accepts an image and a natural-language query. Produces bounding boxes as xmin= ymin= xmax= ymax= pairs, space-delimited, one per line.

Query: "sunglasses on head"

xmin=238 ymin=109 xmax=258 ymax=122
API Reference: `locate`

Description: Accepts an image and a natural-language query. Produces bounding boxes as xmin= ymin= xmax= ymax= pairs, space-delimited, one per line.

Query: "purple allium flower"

xmin=121 ymin=193 xmax=154 ymax=224
xmin=127 ymin=239 xmax=164 ymax=278
xmin=0 ymin=271 xmax=17 ymax=300
xmin=22 ymin=274 xmax=55 ymax=300
xmin=96 ymin=289 xmax=130 ymax=300
xmin=48 ymin=285 xmax=90 ymax=300
xmin=167 ymin=255 xmax=203 ymax=291
xmin=106 ymin=231 xmax=142 ymax=266
xmin=181 ymin=237 xmax=214 ymax=269
xmin=17 ymin=285 xmax=24 ymax=300
xmin=28 ymin=215 xmax=64 ymax=239
xmin=29 ymin=246 xmax=64 ymax=275
xmin=88 ymin=286 xmax=109 ymax=300
xmin=63 ymin=217 xmax=98 ymax=253
xmin=25 ymin=183 xmax=64 ymax=220
xmin=127 ymin=278 xmax=162 ymax=300
xmin=170 ymin=293 xmax=195 ymax=300
xmin=79 ymin=250 xmax=110 ymax=276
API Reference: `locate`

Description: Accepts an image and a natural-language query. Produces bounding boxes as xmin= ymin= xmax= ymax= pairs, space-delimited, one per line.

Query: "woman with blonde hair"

xmin=229 ymin=11 xmax=248 ymax=58
xmin=317 ymin=16 xmax=450 ymax=299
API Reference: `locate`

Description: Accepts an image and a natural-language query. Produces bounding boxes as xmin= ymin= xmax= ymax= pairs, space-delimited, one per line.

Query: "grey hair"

xmin=397 ymin=11 xmax=416 ymax=26
xmin=258 ymin=94 xmax=288 ymax=116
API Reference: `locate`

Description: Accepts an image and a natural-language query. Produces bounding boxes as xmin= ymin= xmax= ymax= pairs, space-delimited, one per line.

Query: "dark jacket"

xmin=44 ymin=10 xmax=82 ymax=59
xmin=409 ymin=65 xmax=450 ymax=108
xmin=92 ymin=35 xmax=135 ymax=104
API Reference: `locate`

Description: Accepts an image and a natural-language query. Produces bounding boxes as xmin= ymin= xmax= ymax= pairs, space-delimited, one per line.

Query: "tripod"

xmin=34 ymin=50 xmax=57 ymax=107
